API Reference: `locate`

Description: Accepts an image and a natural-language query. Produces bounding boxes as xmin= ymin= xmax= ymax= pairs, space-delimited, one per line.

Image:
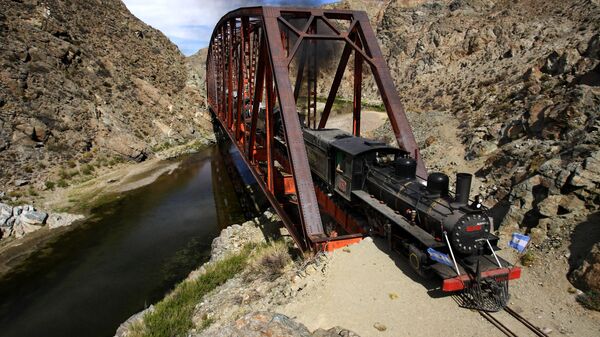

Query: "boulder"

xmin=583 ymin=34 xmax=600 ymax=59
xmin=14 ymin=179 xmax=29 ymax=187
xmin=537 ymin=195 xmax=564 ymax=217
xmin=12 ymin=218 xmax=42 ymax=238
xmin=11 ymin=209 xmax=48 ymax=238
xmin=312 ymin=327 xmax=361 ymax=337
xmin=0 ymin=202 xmax=12 ymax=219
xmin=571 ymin=243 xmax=600 ymax=292
xmin=523 ymin=67 xmax=543 ymax=82
xmin=538 ymin=217 xmax=567 ymax=236
xmin=47 ymin=213 xmax=84 ymax=229
xmin=20 ymin=209 xmax=48 ymax=226
xmin=96 ymin=133 xmax=149 ymax=162
xmin=466 ymin=138 xmax=498 ymax=159
xmin=527 ymin=99 xmax=553 ymax=134
xmin=500 ymin=204 xmax=525 ymax=234
xmin=197 ymin=312 xmax=312 ymax=337
xmin=542 ymin=50 xmax=579 ymax=75
xmin=569 ymin=152 xmax=600 ymax=191
xmin=529 ymin=227 xmax=547 ymax=245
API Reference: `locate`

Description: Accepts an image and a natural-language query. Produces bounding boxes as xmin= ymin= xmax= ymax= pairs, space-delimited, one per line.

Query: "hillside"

xmin=0 ymin=0 xmax=212 ymax=204
xmin=341 ymin=0 xmax=600 ymax=294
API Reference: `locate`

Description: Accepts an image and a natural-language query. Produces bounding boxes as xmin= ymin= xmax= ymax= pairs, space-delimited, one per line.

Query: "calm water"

xmin=0 ymin=145 xmax=246 ymax=337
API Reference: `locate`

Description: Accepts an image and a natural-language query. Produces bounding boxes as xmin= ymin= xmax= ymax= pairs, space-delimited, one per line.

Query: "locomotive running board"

xmin=352 ymin=190 xmax=444 ymax=248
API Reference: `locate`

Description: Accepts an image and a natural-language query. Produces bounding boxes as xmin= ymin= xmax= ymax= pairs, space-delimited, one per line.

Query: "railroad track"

xmin=479 ymin=306 xmax=550 ymax=337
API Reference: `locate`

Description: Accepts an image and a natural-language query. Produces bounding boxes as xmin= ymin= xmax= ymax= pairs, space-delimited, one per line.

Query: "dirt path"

xmin=279 ymin=238 xmax=600 ymax=337
xmin=280 ymin=238 xmax=497 ymax=337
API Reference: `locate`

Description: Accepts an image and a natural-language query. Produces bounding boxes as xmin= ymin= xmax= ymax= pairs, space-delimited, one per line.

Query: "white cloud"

xmin=122 ymin=0 xmax=332 ymax=55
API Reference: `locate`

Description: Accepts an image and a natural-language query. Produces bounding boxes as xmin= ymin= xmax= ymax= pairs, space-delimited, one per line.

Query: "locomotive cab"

xmin=303 ymin=128 xmax=406 ymax=200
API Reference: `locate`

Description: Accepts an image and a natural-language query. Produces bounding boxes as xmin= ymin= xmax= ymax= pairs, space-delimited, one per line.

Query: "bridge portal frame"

xmin=206 ymin=6 xmax=425 ymax=250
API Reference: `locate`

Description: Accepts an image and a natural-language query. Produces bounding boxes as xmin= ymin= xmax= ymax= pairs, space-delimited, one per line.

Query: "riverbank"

xmin=0 ymin=137 xmax=215 ymax=278
xmin=115 ymin=211 xmax=362 ymax=337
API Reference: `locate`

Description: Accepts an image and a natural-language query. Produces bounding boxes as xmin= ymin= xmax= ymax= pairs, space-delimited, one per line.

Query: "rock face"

xmin=198 ymin=312 xmax=361 ymax=337
xmin=0 ymin=201 xmax=81 ymax=240
xmin=46 ymin=212 xmax=84 ymax=229
xmin=0 ymin=0 xmax=211 ymax=194
xmin=347 ymin=0 xmax=599 ymax=291
xmin=200 ymin=312 xmax=313 ymax=337
xmin=571 ymin=243 xmax=600 ymax=292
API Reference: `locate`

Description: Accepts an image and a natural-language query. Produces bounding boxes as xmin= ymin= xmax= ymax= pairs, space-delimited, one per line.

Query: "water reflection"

xmin=0 ymin=145 xmax=249 ymax=337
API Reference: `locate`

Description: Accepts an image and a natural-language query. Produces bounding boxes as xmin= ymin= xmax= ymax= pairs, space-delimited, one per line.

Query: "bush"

xmin=59 ymin=168 xmax=69 ymax=179
xmin=45 ymin=181 xmax=56 ymax=190
xmin=245 ymin=241 xmax=291 ymax=281
xmin=81 ymin=164 xmax=94 ymax=175
xmin=577 ymin=290 xmax=600 ymax=311
xmin=520 ymin=251 xmax=535 ymax=266
xmin=57 ymin=179 xmax=68 ymax=188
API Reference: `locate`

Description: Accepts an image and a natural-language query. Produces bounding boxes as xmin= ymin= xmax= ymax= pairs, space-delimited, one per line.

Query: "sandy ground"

xmin=280 ymin=238 xmax=498 ymax=337
xmin=280 ymin=238 xmax=600 ymax=337
xmin=497 ymin=246 xmax=600 ymax=337
xmin=324 ymin=110 xmax=388 ymax=137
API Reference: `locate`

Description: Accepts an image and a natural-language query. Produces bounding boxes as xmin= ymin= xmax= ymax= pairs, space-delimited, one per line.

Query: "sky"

xmin=122 ymin=0 xmax=335 ymax=56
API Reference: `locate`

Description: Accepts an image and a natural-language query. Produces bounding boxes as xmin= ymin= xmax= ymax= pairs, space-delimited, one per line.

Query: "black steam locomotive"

xmin=303 ymin=128 xmax=521 ymax=311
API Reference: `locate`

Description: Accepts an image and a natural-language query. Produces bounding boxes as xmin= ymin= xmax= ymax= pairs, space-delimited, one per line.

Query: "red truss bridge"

xmin=206 ymin=5 xmax=521 ymax=312
xmin=206 ymin=6 xmax=425 ymax=251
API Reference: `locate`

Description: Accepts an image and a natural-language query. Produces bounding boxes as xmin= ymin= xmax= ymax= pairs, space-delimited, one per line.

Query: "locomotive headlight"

xmin=471 ymin=194 xmax=483 ymax=209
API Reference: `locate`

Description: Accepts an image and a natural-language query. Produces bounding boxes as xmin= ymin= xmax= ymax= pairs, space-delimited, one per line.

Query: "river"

xmin=0 ymin=145 xmax=248 ymax=337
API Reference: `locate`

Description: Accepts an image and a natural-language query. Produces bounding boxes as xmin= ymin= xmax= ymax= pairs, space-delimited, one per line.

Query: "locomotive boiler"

xmin=303 ymin=128 xmax=521 ymax=311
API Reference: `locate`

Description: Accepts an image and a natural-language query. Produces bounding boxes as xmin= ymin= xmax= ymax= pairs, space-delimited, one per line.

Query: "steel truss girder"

xmin=206 ymin=6 xmax=426 ymax=250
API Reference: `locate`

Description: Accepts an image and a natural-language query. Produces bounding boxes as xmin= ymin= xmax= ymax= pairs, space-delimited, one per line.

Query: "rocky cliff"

xmin=350 ymin=0 xmax=600 ymax=293
xmin=0 ymin=0 xmax=211 ymax=203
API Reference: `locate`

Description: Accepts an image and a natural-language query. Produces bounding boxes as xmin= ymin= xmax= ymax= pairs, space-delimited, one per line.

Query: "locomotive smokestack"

xmin=455 ymin=173 xmax=472 ymax=205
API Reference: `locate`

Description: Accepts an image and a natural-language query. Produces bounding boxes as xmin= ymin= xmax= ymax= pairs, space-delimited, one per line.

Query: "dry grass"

xmin=245 ymin=241 xmax=292 ymax=282
xmin=129 ymin=241 xmax=292 ymax=337
xmin=129 ymin=245 xmax=253 ymax=337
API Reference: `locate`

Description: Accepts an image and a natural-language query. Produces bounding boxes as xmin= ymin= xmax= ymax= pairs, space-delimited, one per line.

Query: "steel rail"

xmin=479 ymin=307 xmax=550 ymax=337
xmin=479 ymin=310 xmax=518 ymax=337
xmin=504 ymin=307 xmax=550 ymax=337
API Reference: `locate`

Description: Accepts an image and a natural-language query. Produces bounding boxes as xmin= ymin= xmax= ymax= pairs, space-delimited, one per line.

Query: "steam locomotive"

xmin=303 ymin=128 xmax=521 ymax=311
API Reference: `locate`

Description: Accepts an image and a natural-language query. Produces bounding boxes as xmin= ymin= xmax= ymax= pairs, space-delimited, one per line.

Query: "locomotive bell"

xmin=395 ymin=157 xmax=417 ymax=179
xmin=426 ymin=172 xmax=449 ymax=197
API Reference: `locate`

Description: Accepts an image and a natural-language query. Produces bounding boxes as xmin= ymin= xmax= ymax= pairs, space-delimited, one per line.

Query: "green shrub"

xmin=81 ymin=164 xmax=94 ymax=175
xmin=520 ymin=251 xmax=535 ymax=266
xmin=45 ymin=181 xmax=56 ymax=190
xmin=577 ymin=290 xmax=600 ymax=311
xmin=57 ymin=179 xmax=68 ymax=188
